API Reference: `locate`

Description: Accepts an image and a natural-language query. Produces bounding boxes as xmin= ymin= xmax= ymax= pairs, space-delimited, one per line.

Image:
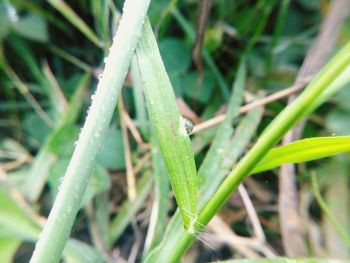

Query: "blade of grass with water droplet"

xmin=136 ymin=18 xmax=198 ymax=230
xmin=144 ymin=63 xmax=263 ymax=261
xmin=30 ymin=1 xmax=151 ymax=261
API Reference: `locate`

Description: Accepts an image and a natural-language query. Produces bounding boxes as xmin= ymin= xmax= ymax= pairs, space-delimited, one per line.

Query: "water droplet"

xmin=182 ymin=117 xmax=194 ymax=135
xmin=98 ymin=74 xmax=102 ymax=80
xmin=104 ymin=57 xmax=109 ymax=64
xmin=58 ymin=177 xmax=64 ymax=191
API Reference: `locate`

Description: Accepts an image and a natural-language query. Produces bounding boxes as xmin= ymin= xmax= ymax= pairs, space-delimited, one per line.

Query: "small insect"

xmin=182 ymin=117 xmax=194 ymax=135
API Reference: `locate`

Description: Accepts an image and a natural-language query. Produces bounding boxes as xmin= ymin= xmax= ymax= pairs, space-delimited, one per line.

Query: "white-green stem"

xmin=29 ymin=1 xmax=150 ymax=262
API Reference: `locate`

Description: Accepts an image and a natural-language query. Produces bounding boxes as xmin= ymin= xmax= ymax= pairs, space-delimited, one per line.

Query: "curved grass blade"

xmin=136 ymin=18 xmax=198 ymax=230
xmin=143 ymin=59 xmax=260 ymax=262
xmin=46 ymin=0 xmax=103 ymax=48
xmin=252 ymin=136 xmax=350 ymax=174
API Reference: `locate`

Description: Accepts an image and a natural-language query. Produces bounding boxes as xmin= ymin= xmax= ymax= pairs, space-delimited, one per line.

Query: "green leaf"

xmin=326 ymin=109 xmax=350 ymax=135
xmin=142 ymin=138 xmax=169 ymax=257
xmin=0 ymin=237 xmax=21 ymax=263
xmin=13 ymin=14 xmax=48 ymax=42
xmin=64 ymin=239 xmax=108 ymax=263
xmin=0 ymin=187 xmax=40 ymax=241
xmin=183 ymin=71 xmax=215 ymax=103
xmin=252 ymin=136 xmax=350 ymax=174
xmin=23 ymin=113 xmax=52 ymax=144
xmin=97 ymin=127 xmax=125 ymax=170
xmin=48 ymin=124 xmax=79 ymax=157
xmin=136 ymin=19 xmax=198 ymax=230
xmin=159 ymin=38 xmax=191 ymax=74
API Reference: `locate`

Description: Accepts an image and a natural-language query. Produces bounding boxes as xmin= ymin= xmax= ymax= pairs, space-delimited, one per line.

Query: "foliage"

xmin=0 ymin=0 xmax=349 ymax=262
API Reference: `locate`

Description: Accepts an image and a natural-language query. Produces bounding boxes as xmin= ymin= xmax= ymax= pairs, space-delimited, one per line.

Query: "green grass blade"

xmin=144 ymin=110 xmax=264 ymax=262
xmin=0 ymin=237 xmax=20 ymax=263
xmin=30 ymin=1 xmax=151 ymax=262
xmin=198 ymin=40 xmax=350 ymax=226
xmin=199 ymin=108 xmax=263 ymax=206
xmin=131 ymin=55 xmax=149 ymax=137
xmin=49 ymin=46 xmax=92 ymax=73
xmin=312 ymin=174 xmax=350 ymax=247
xmin=142 ymin=139 xmax=169 ymax=257
xmin=8 ymin=37 xmax=61 ymax=119
xmin=0 ymin=178 xmax=106 ymax=262
xmin=305 ymin=66 xmax=350 ymax=115
xmin=46 ymin=0 xmax=103 ymax=48
xmin=136 ymin=18 xmax=198 ymax=230
xmin=144 ymin=110 xmax=263 ymax=261
xmin=22 ymin=74 xmax=90 ymax=202
xmin=252 ymin=136 xmax=350 ymax=174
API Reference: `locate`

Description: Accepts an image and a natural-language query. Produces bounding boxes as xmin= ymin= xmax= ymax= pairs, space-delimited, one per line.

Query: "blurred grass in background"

xmin=0 ymin=0 xmax=349 ymax=262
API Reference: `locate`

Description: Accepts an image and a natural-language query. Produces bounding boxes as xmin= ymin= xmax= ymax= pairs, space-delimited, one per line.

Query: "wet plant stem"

xmin=29 ymin=1 xmax=151 ymax=262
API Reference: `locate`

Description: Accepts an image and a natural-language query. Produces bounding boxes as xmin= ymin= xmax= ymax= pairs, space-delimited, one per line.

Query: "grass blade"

xmin=22 ymin=74 xmax=90 ymax=202
xmin=311 ymin=174 xmax=350 ymax=247
xmin=46 ymin=0 xmax=103 ymax=48
xmin=136 ymin=18 xmax=198 ymax=230
xmin=143 ymin=59 xmax=261 ymax=263
xmin=30 ymin=1 xmax=151 ymax=262
xmin=142 ymin=139 xmax=169 ymax=257
xmin=252 ymin=136 xmax=350 ymax=174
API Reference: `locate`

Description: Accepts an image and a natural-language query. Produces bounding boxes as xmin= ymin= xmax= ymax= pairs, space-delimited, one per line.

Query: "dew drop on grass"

xmin=181 ymin=117 xmax=194 ymax=135
xmin=58 ymin=177 xmax=64 ymax=191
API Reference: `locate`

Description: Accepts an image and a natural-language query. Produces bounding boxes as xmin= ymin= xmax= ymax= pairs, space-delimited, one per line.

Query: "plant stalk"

xmin=29 ymin=1 xmax=151 ymax=262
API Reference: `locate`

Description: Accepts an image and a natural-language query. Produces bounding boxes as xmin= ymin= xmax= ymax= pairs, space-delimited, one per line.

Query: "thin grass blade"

xmin=136 ymin=18 xmax=198 ymax=230
xmin=30 ymin=1 xmax=151 ymax=262
xmin=253 ymin=136 xmax=350 ymax=174
xmin=46 ymin=0 xmax=103 ymax=47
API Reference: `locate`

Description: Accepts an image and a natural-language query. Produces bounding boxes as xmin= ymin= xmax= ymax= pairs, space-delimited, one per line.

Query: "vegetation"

xmin=0 ymin=0 xmax=349 ymax=262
